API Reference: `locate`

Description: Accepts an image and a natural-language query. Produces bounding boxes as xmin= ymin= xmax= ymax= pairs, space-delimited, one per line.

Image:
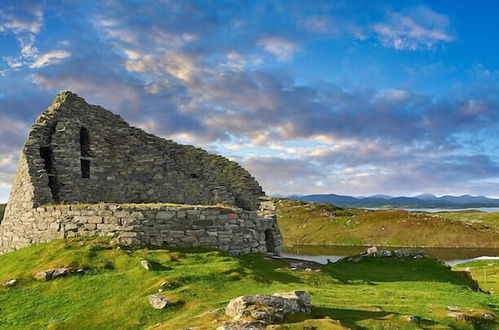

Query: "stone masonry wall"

xmin=0 ymin=204 xmax=283 ymax=256
xmin=5 ymin=91 xmax=263 ymax=217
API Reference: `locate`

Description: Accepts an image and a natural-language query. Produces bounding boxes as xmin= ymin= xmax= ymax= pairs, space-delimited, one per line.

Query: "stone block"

xmin=88 ymin=216 xmax=103 ymax=224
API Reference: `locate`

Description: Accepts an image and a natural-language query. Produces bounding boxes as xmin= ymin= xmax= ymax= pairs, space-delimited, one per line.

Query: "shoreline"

xmin=284 ymin=243 xmax=499 ymax=249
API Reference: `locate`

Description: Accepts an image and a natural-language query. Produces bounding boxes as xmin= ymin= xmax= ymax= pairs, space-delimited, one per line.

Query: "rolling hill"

xmin=275 ymin=199 xmax=499 ymax=247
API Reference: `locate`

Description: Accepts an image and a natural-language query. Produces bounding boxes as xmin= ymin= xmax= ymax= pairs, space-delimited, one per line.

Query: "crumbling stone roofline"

xmin=13 ymin=91 xmax=264 ymax=210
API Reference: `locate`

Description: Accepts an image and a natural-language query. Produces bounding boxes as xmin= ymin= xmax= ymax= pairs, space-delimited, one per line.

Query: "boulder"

xmin=141 ymin=259 xmax=153 ymax=270
xmin=225 ymin=290 xmax=311 ymax=323
xmin=147 ymin=294 xmax=169 ymax=309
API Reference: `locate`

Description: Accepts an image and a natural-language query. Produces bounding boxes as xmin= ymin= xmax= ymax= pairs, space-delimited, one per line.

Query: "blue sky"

xmin=1 ymin=0 xmax=499 ymax=202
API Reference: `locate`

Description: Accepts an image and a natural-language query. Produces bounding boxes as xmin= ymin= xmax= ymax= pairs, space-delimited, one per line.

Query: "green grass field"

xmin=0 ymin=236 xmax=496 ymax=329
xmin=275 ymin=199 xmax=499 ymax=247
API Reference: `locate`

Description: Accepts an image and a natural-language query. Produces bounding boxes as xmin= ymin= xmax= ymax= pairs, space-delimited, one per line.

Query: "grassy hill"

xmin=275 ymin=199 xmax=499 ymax=247
xmin=0 ymin=236 xmax=497 ymax=329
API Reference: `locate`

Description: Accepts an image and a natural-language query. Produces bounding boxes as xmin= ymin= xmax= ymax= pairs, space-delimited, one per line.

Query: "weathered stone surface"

xmin=33 ymin=267 xmax=81 ymax=281
xmin=141 ymin=259 xmax=153 ymax=270
xmin=347 ymin=248 xmax=424 ymax=262
xmin=366 ymin=246 xmax=378 ymax=255
xmin=217 ymin=320 xmax=267 ymax=330
xmin=3 ymin=279 xmax=17 ymax=286
xmin=225 ymin=291 xmax=311 ymax=323
xmin=147 ymin=295 xmax=169 ymax=309
xmin=0 ymin=92 xmax=284 ymax=256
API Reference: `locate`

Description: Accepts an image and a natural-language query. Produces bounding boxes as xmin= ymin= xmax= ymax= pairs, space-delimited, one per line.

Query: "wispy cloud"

xmin=372 ymin=7 xmax=452 ymax=50
xmin=257 ymin=37 xmax=300 ymax=61
xmin=30 ymin=50 xmax=71 ymax=68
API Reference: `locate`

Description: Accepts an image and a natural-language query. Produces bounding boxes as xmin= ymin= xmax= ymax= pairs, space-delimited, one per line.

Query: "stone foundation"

xmin=0 ymin=203 xmax=282 ymax=256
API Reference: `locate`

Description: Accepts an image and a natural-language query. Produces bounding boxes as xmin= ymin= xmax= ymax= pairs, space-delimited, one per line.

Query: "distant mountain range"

xmin=282 ymin=193 xmax=499 ymax=209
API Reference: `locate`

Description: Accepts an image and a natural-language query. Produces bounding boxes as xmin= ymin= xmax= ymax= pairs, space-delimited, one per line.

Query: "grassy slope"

xmin=0 ymin=237 xmax=497 ymax=329
xmin=454 ymin=260 xmax=499 ymax=295
xmin=436 ymin=210 xmax=499 ymax=231
xmin=276 ymin=199 xmax=499 ymax=247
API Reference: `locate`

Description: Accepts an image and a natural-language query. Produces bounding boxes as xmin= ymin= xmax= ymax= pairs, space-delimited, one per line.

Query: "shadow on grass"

xmin=283 ymin=307 xmax=393 ymax=330
xmin=237 ymin=254 xmax=303 ymax=284
xmin=323 ymin=257 xmax=480 ymax=290
xmin=285 ymin=306 xmax=439 ymax=330
xmin=148 ymin=260 xmax=173 ymax=271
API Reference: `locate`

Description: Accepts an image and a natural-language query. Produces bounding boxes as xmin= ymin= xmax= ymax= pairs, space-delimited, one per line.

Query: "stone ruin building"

xmin=0 ymin=91 xmax=282 ymax=255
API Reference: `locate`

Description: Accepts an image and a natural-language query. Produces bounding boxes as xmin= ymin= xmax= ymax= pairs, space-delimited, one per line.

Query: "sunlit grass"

xmin=0 ymin=237 xmax=497 ymax=329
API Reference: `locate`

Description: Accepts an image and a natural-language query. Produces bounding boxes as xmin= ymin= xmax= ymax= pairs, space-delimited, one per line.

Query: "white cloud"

xmin=258 ymin=37 xmax=299 ymax=61
xmin=304 ymin=15 xmax=332 ymax=33
xmin=29 ymin=50 xmax=71 ymax=69
xmin=372 ymin=7 xmax=452 ymax=50
xmin=0 ymin=6 xmax=43 ymax=34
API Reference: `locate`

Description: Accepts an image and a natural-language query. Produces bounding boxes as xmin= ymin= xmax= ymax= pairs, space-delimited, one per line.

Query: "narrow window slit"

xmin=81 ymin=159 xmax=90 ymax=179
xmin=80 ymin=127 xmax=91 ymax=179
xmin=80 ymin=127 xmax=91 ymax=157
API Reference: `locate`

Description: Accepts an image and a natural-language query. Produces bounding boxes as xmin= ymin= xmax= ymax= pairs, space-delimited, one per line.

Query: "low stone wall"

xmin=0 ymin=204 xmax=283 ymax=256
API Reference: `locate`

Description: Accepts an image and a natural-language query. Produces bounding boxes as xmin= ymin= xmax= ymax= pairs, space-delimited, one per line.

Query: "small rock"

xmin=447 ymin=312 xmax=468 ymax=321
xmin=51 ymin=267 xmax=71 ymax=279
xmin=366 ymin=246 xmax=378 ymax=255
xmin=377 ymin=250 xmax=392 ymax=257
xmin=34 ymin=270 xmax=54 ymax=281
xmin=3 ymin=279 xmax=17 ymax=287
xmin=141 ymin=259 xmax=153 ymax=270
xmin=158 ymin=288 xmax=163 ymax=293
xmin=447 ymin=306 xmax=460 ymax=312
xmin=304 ymin=268 xmax=312 ymax=272
xmin=33 ymin=267 xmax=76 ymax=281
xmin=147 ymin=294 xmax=169 ymax=309
xmin=406 ymin=315 xmax=418 ymax=322
xmin=483 ymin=313 xmax=495 ymax=319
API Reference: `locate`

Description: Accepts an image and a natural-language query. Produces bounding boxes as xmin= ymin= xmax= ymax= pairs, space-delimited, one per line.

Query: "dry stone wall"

xmin=1 ymin=91 xmax=283 ymax=256
xmin=7 ymin=91 xmax=263 ymax=212
xmin=0 ymin=204 xmax=283 ymax=256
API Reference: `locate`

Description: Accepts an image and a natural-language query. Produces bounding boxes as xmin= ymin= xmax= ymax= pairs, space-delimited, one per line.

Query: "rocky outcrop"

xmin=220 ymin=291 xmax=311 ymax=329
xmin=346 ymin=247 xmax=425 ymax=262
xmin=33 ymin=267 xmax=84 ymax=281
